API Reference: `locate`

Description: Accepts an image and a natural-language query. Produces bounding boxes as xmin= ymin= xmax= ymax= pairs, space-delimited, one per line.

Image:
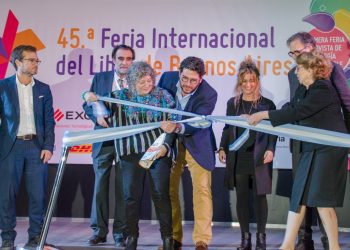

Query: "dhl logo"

xmin=69 ymin=144 xmax=92 ymax=153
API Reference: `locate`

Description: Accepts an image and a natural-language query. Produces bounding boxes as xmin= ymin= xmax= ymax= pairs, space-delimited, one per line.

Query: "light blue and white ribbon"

xmin=229 ymin=128 xmax=250 ymax=151
xmin=62 ymin=117 xmax=208 ymax=147
xmin=207 ymin=115 xmax=350 ymax=148
xmin=98 ymin=96 xmax=202 ymax=118
xmin=65 ymin=95 xmax=350 ymax=149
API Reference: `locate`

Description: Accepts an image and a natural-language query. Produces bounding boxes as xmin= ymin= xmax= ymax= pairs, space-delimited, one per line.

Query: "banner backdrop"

xmin=1 ymin=0 xmax=349 ymax=166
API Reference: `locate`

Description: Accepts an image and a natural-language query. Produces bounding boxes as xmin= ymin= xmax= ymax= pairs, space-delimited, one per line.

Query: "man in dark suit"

xmin=0 ymin=45 xmax=55 ymax=249
xmin=158 ymin=56 xmax=217 ymax=250
xmin=286 ymin=32 xmax=350 ymax=250
xmin=83 ymin=44 xmax=135 ymax=247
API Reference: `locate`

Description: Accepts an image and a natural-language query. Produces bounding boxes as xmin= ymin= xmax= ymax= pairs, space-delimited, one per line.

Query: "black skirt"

xmin=290 ymin=146 xmax=348 ymax=212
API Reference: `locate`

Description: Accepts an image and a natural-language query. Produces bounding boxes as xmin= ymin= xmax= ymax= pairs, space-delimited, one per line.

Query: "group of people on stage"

xmin=0 ymin=31 xmax=349 ymax=250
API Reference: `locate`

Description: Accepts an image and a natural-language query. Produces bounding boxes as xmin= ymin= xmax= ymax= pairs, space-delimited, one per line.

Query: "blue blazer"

xmin=158 ymin=71 xmax=218 ymax=171
xmin=0 ymin=75 xmax=55 ymax=160
xmin=83 ymin=71 xmax=114 ymax=158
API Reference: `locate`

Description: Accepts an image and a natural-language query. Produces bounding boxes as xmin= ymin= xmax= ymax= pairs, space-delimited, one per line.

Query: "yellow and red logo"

xmin=69 ymin=144 xmax=92 ymax=154
xmin=0 ymin=10 xmax=45 ymax=79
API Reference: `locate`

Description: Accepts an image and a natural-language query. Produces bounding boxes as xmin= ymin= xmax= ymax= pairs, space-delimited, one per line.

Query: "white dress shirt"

xmin=16 ymin=74 xmax=36 ymax=136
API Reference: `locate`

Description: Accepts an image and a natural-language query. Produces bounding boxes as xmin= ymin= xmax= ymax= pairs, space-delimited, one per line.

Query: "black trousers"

xmin=91 ymin=145 xmax=126 ymax=239
xmin=120 ymin=153 xmax=172 ymax=239
xmin=235 ymin=174 xmax=268 ymax=233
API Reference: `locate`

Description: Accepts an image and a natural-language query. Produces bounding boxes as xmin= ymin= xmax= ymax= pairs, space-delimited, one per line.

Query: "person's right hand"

xmin=97 ymin=117 xmax=109 ymax=128
xmin=218 ymin=150 xmax=226 ymax=164
xmin=155 ymin=145 xmax=168 ymax=159
xmin=160 ymin=121 xmax=177 ymax=133
xmin=84 ymin=92 xmax=98 ymax=102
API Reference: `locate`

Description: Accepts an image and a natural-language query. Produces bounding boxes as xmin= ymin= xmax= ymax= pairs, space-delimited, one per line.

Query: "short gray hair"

xmin=286 ymin=32 xmax=316 ymax=48
xmin=126 ymin=61 xmax=156 ymax=94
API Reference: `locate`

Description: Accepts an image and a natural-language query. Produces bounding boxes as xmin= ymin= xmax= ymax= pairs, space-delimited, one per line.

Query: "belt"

xmin=16 ymin=134 xmax=36 ymax=140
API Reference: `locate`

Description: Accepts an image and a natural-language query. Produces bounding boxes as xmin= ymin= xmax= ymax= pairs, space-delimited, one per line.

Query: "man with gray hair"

xmin=83 ymin=44 xmax=135 ymax=248
xmin=286 ymin=31 xmax=350 ymax=250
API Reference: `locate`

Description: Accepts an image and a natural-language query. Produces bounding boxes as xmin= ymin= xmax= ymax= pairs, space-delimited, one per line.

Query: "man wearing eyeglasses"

xmin=83 ymin=44 xmax=135 ymax=248
xmin=286 ymin=32 xmax=350 ymax=250
xmin=158 ymin=56 xmax=218 ymax=250
xmin=0 ymin=45 xmax=55 ymax=249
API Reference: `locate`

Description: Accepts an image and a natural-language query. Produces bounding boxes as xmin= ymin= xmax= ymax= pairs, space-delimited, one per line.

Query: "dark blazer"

xmin=270 ymin=79 xmax=348 ymax=149
xmin=271 ymin=79 xmax=348 ymax=211
xmin=158 ymin=71 xmax=217 ymax=171
xmin=288 ymin=62 xmax=350 ymax=131
xmin=83 ymin=71 xmax=114 ymax=158
xmin=0 ymin=75 xmax=55 ymax=160
xmin=220 ymin=96 xmax=277 ymax=194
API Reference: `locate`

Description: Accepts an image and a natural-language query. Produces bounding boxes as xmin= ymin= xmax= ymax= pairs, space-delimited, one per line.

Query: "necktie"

xmin=117 ymin=79 xmax=124 ymax=89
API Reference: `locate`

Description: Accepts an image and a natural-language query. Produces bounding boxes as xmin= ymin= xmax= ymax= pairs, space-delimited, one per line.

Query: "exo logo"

xmin=54 ymin=108 xmax=90 ymax=122
xmin=0 ymin=10 xmax=45 ymax=79
xmin=54 ymin=109 xmax=64 ymax=122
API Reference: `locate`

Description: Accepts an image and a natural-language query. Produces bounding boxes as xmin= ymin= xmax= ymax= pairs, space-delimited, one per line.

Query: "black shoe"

xmin=173 ymin=239 xmax=182 ymax=250
xmin=237 ymin=232 xmax=252 ymax=250
xmin=114 ymin=236 xmax=126 ymax=248
xmin=23 ymin=235 xmax=56 ymax=250
xmin=295 ymin=239 xmax=315 ymax=250
xmin=256 ymin=233 xmax=266 ymax=250
xmin=125 ymin=236 xmax=138 ymax=250
xmin=163 ymin=236 xmax=174 ymax=250
xmin=87 ymin=235 xmax=107 ymax=245
xmin=321 ymin=236 xmax=329 ymax=250
xmin=158 ymin=238 xmax=177 ymax=250
xmin=1 ymin=239 xmax=15 ymax=250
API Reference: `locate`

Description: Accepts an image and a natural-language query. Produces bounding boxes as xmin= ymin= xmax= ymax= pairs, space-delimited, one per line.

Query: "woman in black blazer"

xmin=247 ymin=51 xmax=347 ymax=250
xmin=219 ymin=57 xmax=277 ymax=250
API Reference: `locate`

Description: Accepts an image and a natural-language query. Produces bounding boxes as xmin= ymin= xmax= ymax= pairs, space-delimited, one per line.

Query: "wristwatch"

xmin=174 ymin=123 xmax=182 ymax=133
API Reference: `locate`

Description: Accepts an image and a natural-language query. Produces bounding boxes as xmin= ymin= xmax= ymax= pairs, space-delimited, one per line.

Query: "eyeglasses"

xmin=22 ymin=58 xmax=42 ymax=64
xmin=288 ymin=46 xmax=307 ymax=58
xmin=180 ymin=75 xmax=200 ymax=85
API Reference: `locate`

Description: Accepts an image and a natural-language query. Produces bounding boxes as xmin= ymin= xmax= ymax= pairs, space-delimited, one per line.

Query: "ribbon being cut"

xmin=62 ymin=95 xmax=350 ymax=150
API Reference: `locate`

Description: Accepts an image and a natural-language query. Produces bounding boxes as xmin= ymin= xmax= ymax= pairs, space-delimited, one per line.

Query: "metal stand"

xmin=38 ymin=146 xmax=70 ymax=250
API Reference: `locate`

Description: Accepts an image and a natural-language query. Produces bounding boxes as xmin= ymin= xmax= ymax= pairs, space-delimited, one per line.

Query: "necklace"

xmin=241 ymin=99 xmax=254 ymax=115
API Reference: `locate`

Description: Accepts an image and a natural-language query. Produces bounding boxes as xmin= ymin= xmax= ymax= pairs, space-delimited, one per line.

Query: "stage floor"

xmin=8 ymin=218 xmax=350 ymax=250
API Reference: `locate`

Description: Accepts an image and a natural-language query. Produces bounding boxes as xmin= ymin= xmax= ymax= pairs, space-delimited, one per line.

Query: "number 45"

xmin=57 ymin=28 xmax=80 ymax=48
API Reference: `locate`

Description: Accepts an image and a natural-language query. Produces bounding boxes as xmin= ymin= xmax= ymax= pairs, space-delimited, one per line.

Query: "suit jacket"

xmin=83 ymin=71 xmax=114 ymax=158
xmin=220 ymin=96 xmax=277 ymax=194
xmin=0 ymin=75 xmax=55 ymax=160
xmin=158 ymin=71 xmax=217 ymax=171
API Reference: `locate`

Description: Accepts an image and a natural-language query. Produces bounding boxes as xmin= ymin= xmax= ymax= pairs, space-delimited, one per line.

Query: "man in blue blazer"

xmin=286 ymin=32 xmax=350 ymax=250
xmin=158 ymin=56 xmax=217 ymax=250
xmin=0 ymin=45 xmax=55 ymax=249
xmin=83 ymin=45 xmax=135 ymax=247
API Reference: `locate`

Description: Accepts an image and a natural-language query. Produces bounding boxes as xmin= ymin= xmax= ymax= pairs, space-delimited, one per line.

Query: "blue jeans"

xmin=0 ymin=139 xmax=48 ymax=241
